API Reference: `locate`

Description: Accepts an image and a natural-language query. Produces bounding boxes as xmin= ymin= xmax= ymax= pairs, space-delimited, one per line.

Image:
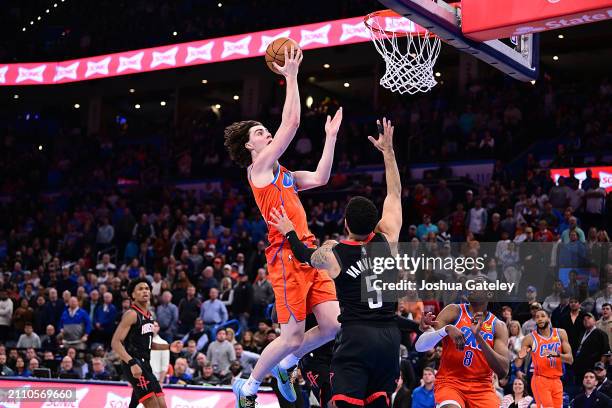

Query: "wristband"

xmin=436 ymin=326 xmax=449 ymax=338
xmin=128 ymin=358 xmax=139 ymax=367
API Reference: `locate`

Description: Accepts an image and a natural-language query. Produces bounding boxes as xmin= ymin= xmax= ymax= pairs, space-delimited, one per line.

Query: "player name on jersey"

xmin=371 ymin=278 xmax=515 ymax=294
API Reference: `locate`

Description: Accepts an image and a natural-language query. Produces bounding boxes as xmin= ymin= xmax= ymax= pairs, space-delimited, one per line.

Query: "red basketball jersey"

xmin=531 ymin=327 xmax=563 ymax=378
xmin=437 ymin=304 xmax=498 ymax=383
xmin=248 ymin=164 xmax=315 ymax=257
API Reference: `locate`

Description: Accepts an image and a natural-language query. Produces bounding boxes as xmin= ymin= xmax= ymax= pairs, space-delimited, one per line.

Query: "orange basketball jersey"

xmin=248 ymin=164 xmax=315 ymax=256
xmin=530 ymin=327 xmax=564 ymax=378
xmin=437 ymin=304 xmax=498 ymax=383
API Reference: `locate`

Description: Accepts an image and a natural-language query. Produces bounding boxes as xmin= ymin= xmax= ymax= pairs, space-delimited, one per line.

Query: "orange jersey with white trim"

xmin=437 ymin=304 xmax=497 ymax=383
xmin=530 ymin=327 xmax=564 ymax=378
xmin=248 ymin=164 xmax=315 ymax=257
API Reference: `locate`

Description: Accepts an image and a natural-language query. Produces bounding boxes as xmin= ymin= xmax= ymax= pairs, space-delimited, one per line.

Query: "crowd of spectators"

xmin=0 ymin=40 xmax=611 ymax=407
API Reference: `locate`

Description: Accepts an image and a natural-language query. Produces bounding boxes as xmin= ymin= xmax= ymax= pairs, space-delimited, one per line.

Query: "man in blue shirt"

xmin=412 ymin=367 xmax=435 ymax=408
xmin=199 ymin=287 xmax=228 ymax=335
xmin=156 ymin=290 xmax=179 ymax=342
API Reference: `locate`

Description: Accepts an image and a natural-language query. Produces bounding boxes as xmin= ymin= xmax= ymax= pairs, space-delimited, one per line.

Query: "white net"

xmin=365 ymin=11 xmax=441 ymax=95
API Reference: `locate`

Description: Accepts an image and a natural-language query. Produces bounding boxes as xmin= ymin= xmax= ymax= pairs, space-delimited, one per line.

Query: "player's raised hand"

xmin=272 ymin=45 xmax=303 ymax=78
xmin=170 ymin=340 xmax=183 ymax=353
xmin=368 ymin=117 xmax=394 ymax=153
xmin=269 ymin=206 xmax=295 ymax=235
xmin=470 ymin=312 xmax=484 ymax=336
xmin=517 ymin=346 xmax=530 ymax=360
xmin=446 ymin=325 xmax=466 ymax=351
xmin=420 ymin=312 xmax=436 ymax=331
xmin=324 ymin=107 xmax=343 ymax=138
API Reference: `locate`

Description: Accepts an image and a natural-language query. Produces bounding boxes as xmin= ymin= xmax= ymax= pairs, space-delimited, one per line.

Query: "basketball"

xmin=265 ymin=37 xmax=300 ymax=74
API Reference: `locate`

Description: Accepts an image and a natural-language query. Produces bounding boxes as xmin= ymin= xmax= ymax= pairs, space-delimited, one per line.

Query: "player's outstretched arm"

xmin=475 ymin=318 xmax=510 ymax=379
xmin=514 ymin=335 xmax=533 ymax=368
xmin=269 ymin=206 xmax=316 ymax=264
xmin=152 ymin=340 xmax=183 ymax=353
xmin=369 ymin=118 xmax=402 ymax=242
xmin=111 ymin=309 xmax=143 ymax=378
xmin=311 ymin=241 xmax=341 ymax=278
xmin=557 ymin=328 xmax=574 ymax=364
xmin=253 ymin=46 xmax=303 ymax=172
xmin=293 ymin=107 xmax=343 ymax=191
xmin=415 ymin=304 xmax=464 ymax=352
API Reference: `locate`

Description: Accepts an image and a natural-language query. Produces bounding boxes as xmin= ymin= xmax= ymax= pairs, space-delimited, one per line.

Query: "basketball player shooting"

xmin=224 ymin=44 xmax=343 ymax=407
xmin=515 ymin=308 xmax=573 ymax=408
xmin=415 ymin=281 xmax=510 ymax=408
xmin=270 ymin=117 xmax=404 ymax=407
xmin=111 ymin=278 xmax=182 ymax=408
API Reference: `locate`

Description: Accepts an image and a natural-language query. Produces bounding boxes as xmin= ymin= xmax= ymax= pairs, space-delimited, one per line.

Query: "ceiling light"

xmin=37 ymin=16 xmax=41 ymax=20
xmin=53 ymin=3 xmax=58 ymax=7
xmin=201 ymin=79 xmax=208 ymax=84
xmin=233 ymin=95 xmax=240 ymax=100
xmin=22 ymin=27 xmax=26 ymax=31
xmin=435 ymin=72 xmax=441 ymax=77
xmin=46 ymin=9 xmax=50 ymax=13
xmin=323 ymin=64 xmax=330 ymax=69
xmin=553 ymin=55 xmax=559 ymax=61
xmin=13 ymin=94 xmax=19 ymax=99
xmin=160 ymin=101 xmax=166 ymax=106
xmin=218 ymin=2 xmax=223 ymax=7
xmin=129 ymin=88 xmax=135 ymax=93
xmin=530 ymin=80 xmax=536 ymax=85
xmin=135 ymin=104 xmax=141 ymax=109
xmin=214 ymin=104 xmax=221 ymax=109
xmin=343 ymin=82 xmax=350 ymax=88
xmin=38 ymin=145 xmax=43 ymax=151
xmin=30 ymin=21 xmax=34 ymax=25
xmin=172 ymin=31 xmax=178 ymax=36
xmin=306 ymin=96 xmax=314 ymax=108
xmin=74 ymin=103 xmax=80 ymax=109
xmin=558 ymin=34 xmax=564 ymax=39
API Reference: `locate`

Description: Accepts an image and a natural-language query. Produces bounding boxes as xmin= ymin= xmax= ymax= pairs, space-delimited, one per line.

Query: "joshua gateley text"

xmin=372 ymin=279 xmax=516 ymax=294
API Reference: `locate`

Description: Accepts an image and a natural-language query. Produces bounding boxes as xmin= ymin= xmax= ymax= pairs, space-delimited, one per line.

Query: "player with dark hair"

xmin=415 ymin=278 xmax=510 ymax=408
xmin=269 ymin=118 xmax=403 ymax=407
xmin=516 ymin=308 xmax=573 ymax=408
xmin=225 ymin=45 xmax=344 ymax=408
xmin=112 ymin=278 xmax=182 ymax=408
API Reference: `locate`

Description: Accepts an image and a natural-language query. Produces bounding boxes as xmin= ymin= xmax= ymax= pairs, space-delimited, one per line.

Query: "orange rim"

xmin=364 ymin=9 xmax=433 ymax=38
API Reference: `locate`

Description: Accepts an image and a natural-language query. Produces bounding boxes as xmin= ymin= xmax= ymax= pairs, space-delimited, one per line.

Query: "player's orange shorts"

xmin=434 ymin=378 xmax=500 ymax=408
xmin=531 ymin=375 xmax=563 ymax=408
xmin=267 ymin=244 xmax=336 ymax=324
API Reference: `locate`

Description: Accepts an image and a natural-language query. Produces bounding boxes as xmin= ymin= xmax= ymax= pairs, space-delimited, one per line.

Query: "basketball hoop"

xmin=364 ymin=9 xmax=441 ymax=95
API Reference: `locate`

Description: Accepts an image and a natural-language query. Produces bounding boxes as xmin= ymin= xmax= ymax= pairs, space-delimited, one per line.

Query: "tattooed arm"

xmin=310 ymin=240 xmax=341 ymax=279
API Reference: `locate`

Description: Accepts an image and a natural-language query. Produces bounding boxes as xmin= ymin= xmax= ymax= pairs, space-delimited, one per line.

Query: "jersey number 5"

xmin=365 ymin=275 xmax=382 ymax=309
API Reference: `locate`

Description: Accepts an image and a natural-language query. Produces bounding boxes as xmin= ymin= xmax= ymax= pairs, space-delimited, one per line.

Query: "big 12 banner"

xmin=550 ymin=166 xmax=612 ymax=192
xmin=0 ymin=379 xmax=279 ymax=408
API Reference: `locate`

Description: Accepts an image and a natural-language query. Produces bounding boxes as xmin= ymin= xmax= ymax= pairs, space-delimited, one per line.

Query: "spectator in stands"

xmin=86 ymin=357 xmax=112 ymax=381
xmin=515 ymin=286 xmax=539 ymax=323
xmin=150 ymin=321 xmax=170 ymax=383
xmin=181 ymin=317 xmax=209 ymax=351
xmin=199 ymin=287 xmax=228 ymax=334
xmin=42 ymin=288 xmax=65 ymax=329
xmin=501 ymin=306 xmax=513 ymax=325
xmin=584 ymin=179 xmax=606 ymax=228
xmin=58 ymin=296 xmax=91 ymax=350
xmin=572 ymin=370 xmax=612 ymax=407
xmin=195 ymin=362 xmax=221 ymax=386
xmin=28 ymin=357 xmax=40 ymax=375
xmin=0 ymin=290 xmax=13 ymax=343
xmin=197 ymin=266 xmax=219 ymax=297
xmin=232 ymin=272 xmax=253 ymax=332
xmin=169 ymin=357 xmax=193 ymax=385
xmin=206 ymin=328 xmax=235 ymax=377
xmin=596 ymin=286 xmax=612 ymax=315
xmin=178 ymin=285 xmax=201 ymax=335
xmin=507 ymin=321 xmax=524 ymax=360
xmin=241 ymin=330 xmax=259 ymax=353
xmin=560 ymin=297 xmax=587 ymax=357
xmin=40 ymin=324 xmax=59 ymax=351
xmin=521 ymin=302 xmax=542 ymax=335
xmin=252 ymin=268 xmax=273 ymax=326
xmin=543 ymin=279 xmax=565 ymax=314
xmin=411 ymin=367 xmax=435 ymax=408
xmin=594 ymin=362 xmax=612 ymax=398
xmin=58 ymin=356 xmax=80 ymax=378
xmin=534 ymin=220 xmax=554 ymax=242
xmin=0 ymin=353 xmax=14 ymax=376
xmin=549 ymin=178 xmax=570 ymax=212
xmin=92 ymin=291 xmax=117 ymax=346
xmin=16 ymin=322 xmax=41 ymax=348
xmin=574 ymin=313 xmax=610 ymax=382
xmin=417 ymin=215 xmax=438 ymax=241
xmin=501 ymin=378 xmax=534 ymax=408
xmin=562 ymin=217 xmax=586 ymax=243
xmin=14 ymin=356 xmax=31 ymax=377
xmin=467 ymin=199 xmax=487 ymax=240
xmin=234 ymin=343 xmax=259 ymax=377
xmin=13 ymin=298 xmax=33 ymax=334
xmin=596 ymin=303 xmax=612 ymax=351
xmin=157 ymin=290 xmax=179 ymax=342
